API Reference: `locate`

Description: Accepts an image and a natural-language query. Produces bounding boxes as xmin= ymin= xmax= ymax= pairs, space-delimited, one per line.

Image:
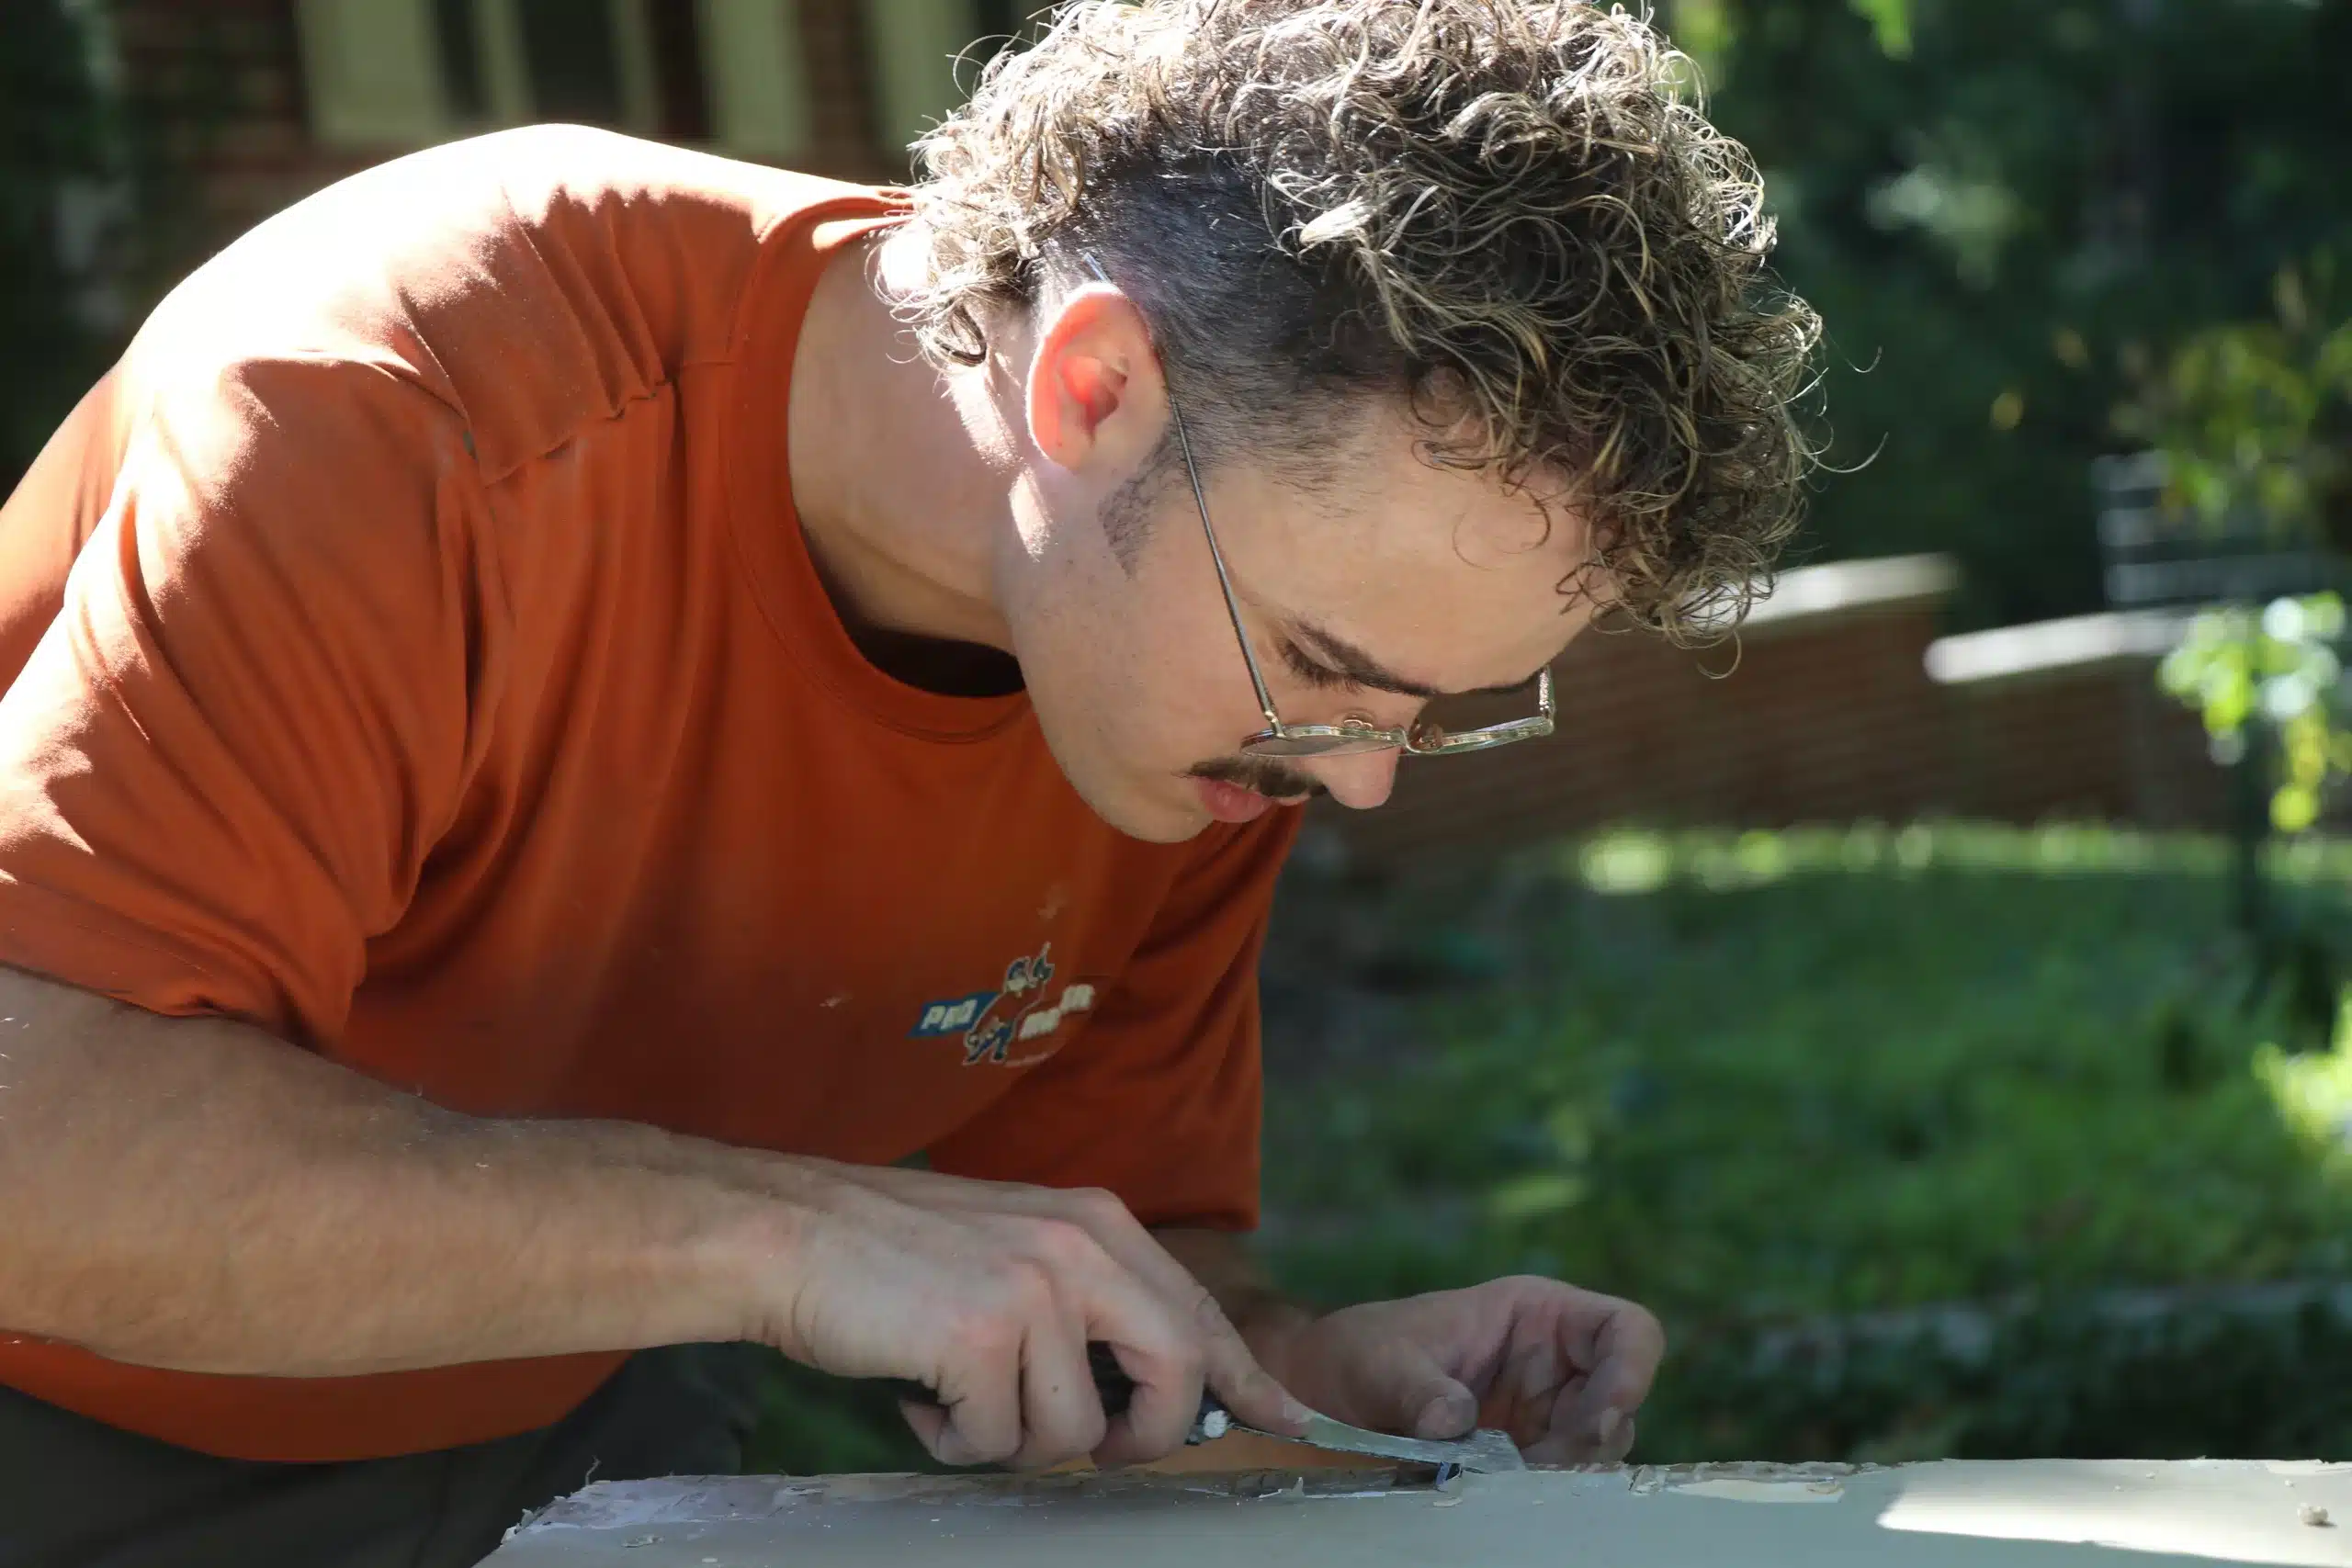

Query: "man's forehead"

xmin=1287 ymin=617 xmax=1556 ymax=702
xmin=1285 ymin=453 xmax=1591 ymax=681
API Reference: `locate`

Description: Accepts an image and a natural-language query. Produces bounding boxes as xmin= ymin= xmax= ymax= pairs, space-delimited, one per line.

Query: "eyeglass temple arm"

xmin=1077 ymin=249 xmax=1283 ymax=732
xmin=1166 ymin=400 xmax=1284 ymax=730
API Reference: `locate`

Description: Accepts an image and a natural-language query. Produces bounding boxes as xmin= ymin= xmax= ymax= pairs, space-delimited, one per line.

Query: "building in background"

xmin=294 ymin=0 xmax=1025 ymax=175
xmin=98 ymin=0 xmax=1031 ymax=288
xmin=51 ymin=0 xmax=2245 ymax=862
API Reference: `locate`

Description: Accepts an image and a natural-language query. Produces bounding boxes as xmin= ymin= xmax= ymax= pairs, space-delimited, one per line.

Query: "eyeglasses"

xmin=1078 ymin=254 xmax=1557 ymax=760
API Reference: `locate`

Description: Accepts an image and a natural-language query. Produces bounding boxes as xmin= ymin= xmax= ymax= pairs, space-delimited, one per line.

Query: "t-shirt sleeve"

xmin=0 ymin=357 xmax=482 ymax=1043
xmin=923 ymin=812 xmax=1302 ymax=1232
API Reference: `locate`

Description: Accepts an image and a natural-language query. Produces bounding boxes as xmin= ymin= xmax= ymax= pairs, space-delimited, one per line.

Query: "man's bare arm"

xmin=0 ymin=964 xmax=1305 ymax=1469
xmin=0 ymin=964 xmax=791 ymax=1375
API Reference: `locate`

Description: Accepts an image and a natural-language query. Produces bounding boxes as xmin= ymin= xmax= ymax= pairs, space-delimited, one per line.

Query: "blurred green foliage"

xmin=2162 ymin=593 xmax=2349 ymax=834
xmin=2142 ymin=255 xmax=2352 ymax=845
xmin=2126 ymin=255 xmax=2352 ymax=546
xmin=1674 ymin=0 xmax=2352 ymax=627
xmin=1257 ymin=823 xmax=2352 ymax=1460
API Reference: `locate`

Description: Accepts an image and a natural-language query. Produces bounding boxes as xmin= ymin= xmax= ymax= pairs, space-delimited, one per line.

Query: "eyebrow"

xmin=1289 ymin=621 xmax=1548 ymax=700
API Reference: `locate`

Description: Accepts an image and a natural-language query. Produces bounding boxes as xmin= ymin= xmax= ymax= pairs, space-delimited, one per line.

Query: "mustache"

xmin=1187 ymin=755 xmax=1329 ymax=801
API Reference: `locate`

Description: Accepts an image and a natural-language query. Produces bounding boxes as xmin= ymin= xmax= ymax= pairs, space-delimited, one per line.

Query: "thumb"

xmin=1349 ymin=1342 xmax=1476 ymax=1439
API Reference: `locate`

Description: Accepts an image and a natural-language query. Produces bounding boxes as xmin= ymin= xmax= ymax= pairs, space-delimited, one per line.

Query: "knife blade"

xmin=885 ymin=1342 xmax=1526 ymax=1473
xmin=1255 ymin=1410 xmax=1526 ymax=1472
xmin=1090 ymin=1343 xmax=1526 ymax=1473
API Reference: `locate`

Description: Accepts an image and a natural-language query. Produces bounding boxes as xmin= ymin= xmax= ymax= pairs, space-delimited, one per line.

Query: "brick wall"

xmin=104 ymin=0 xmax=897 ymax=301
xmin=1310 ymin=558 xmax=2234 ymax=866
xmin=1939 ymin=662 xmax=2225 ymax=830
xmin=796 ymin=0 xmax=900 ymax=181
xmin=109 ymin=0 xmax=373 ymax=296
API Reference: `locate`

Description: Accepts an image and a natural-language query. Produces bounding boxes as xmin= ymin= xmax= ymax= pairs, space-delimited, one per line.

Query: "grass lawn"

xmin=1255 ymin=822 xmax=2352 ymax=1460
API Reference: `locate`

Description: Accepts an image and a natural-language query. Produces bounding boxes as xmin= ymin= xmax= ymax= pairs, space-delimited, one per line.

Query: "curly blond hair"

xmin=904 ymin=0 xmax=1822 ymax=638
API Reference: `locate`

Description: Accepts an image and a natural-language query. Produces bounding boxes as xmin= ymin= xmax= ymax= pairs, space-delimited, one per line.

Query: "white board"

xmin=488 ymin=1460 xmax=2352 ymax=1566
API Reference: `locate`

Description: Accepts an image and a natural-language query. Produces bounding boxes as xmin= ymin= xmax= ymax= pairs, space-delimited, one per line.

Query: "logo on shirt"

xmin=909 ymin=942 xmax=1097 ymax=1068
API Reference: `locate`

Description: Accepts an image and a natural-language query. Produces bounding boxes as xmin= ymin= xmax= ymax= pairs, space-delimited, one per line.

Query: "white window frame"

xmin=697 ymin=0 xmax=814 ymax=158
xmin=295 ymin=0 xmax=453 ymax=148
xmin=469 ymin=0 xmax=660 ymax=134
xmin=298 ymin=0 xmax=817 ymax=158
xmin=863 ymin=0 xmax=986 ymax=158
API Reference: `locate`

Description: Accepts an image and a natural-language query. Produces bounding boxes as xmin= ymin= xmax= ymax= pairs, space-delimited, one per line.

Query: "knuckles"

xmin=1023 ymin=1214 xmax=1111 ymax=1273
xmin=1062 ymin=1185 xmax=1136 ymax=1235
xmin=940 ymin=1296 xmax=1029 ymax=1364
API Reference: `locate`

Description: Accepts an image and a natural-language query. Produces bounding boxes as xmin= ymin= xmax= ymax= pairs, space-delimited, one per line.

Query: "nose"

xmin=1309 ymin=748 xmax=1400 ymax=811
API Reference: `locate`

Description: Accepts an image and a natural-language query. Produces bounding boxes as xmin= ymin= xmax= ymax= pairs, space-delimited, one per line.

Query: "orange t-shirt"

xmin=0 ymin=127 xmax=1295 ymax=1463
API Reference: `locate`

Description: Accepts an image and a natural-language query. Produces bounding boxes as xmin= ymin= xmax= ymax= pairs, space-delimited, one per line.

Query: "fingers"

xmin=1533 ymin=1293 xmax=1667 ymax=1465
xmin=1042 ymin=1190 xmax=1308 ymax=1448
xmin=1572 ymin=1294 xmax=1667 ymax=1418
xmin=1600 ymin=1411 xmax=1637 ymax=1463
xmin=1193 ymin=1289 xmax=1312 ymax=1438
xmin=897 ymin=1393 xmax=950 ymax=1460
xmin=1006 ymin=1313 xmax=1109 ymax=1471
xmin=1344 ymin=1334 xmax=1478 ymax=1440
xmin=908 ymin=1217 xmax=1183 ymax=1470
xmin=808 ymin=1170 xmax=1301 ymax=1471
xmin=1487 ymin=1333 xmax=1563 ymax=1447
xmin=1003 ymin=1221 xmax=1191 ymax=1468
xmin=1089 ymin=1333 xmax=1203 ymax=1468
xmin=920 ymin=1333 xmax=1022 ymax=1468
xmin=1013 ymin=1216 xmax=1200 ymax=1466
xmin=1091 ymin=1278 xmax=1306 ymax=1466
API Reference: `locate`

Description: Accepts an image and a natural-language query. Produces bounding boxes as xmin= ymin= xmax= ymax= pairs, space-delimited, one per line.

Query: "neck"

xmin=785 ymin=226 xmax=1016 ymax=669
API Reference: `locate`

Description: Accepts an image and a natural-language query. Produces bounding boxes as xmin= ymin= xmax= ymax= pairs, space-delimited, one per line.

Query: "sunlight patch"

xmin=2255 ymin=996 xmax=2352 ymax=1156
xmin=1580 ymin=831 xmax=1673 ymax=894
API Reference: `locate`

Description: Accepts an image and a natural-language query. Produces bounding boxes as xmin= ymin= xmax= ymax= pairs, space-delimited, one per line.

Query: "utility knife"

xmin=888 ymin=1343 xmax=1525 ymax=1473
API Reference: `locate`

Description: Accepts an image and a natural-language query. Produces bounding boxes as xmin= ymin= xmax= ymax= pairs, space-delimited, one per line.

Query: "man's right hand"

xmin=0 ymin=966 xmax=1300 ymax=1474
xmin=745 ymin=1160 xmax=1309 ymax=1472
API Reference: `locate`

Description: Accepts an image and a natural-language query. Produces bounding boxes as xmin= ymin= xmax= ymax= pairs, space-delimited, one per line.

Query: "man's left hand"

xmin=1261 ymin=1277 xmax=1663 ymax=1465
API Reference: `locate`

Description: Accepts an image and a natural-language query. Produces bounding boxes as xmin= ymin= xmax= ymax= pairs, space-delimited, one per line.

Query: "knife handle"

xmin=886 ymin=1341 xmax=1231 ymax=1446
xmin=1086 ymin=1342 xmax=1232 ymax=1443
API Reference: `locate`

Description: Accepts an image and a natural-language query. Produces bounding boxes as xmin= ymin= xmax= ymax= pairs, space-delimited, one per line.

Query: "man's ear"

xmin=1026 ymin=284 xmax=1167 ymax=475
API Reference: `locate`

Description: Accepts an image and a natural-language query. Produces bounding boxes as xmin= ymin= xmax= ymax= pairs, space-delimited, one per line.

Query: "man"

xmin=0 ymin=2 xmax=1817 ymax=1562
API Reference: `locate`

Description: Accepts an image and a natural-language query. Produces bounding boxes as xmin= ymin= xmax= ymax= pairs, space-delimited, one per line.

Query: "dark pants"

xmin=0 ymin=1344 xmax=769 ymax=1568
